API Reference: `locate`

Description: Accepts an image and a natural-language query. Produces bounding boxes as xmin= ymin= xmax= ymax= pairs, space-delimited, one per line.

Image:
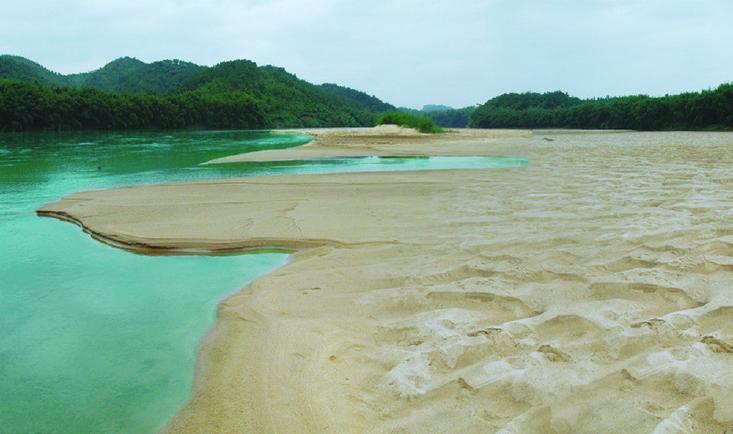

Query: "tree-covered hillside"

xmin=0 ymin=55 xmax=71 ymax=87
xmin=319 ymin=83 xmax=396 ymax=124
xmin=478 ymin=91 xmax=581 ymax=111
xmin=177 ymin=61 xmax=386 ymax=127
xmin=470 ymin=88 xmax=733 ymax=130
xmin=0 ymin=55 xmax=205 ymax=94
xmin=73 ymin=57 xmax=206 ymax=94
xmin=0 ymin=56 xmax=395 ymax=132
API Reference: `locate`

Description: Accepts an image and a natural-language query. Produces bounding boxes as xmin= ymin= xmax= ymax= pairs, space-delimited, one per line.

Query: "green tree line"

xmin=470 ymin=86 xmax=733 ymax=130
xmin=0 ymin=81 xmax=264 ymax=131
xmin=398 ymin=105 xmax=475 ymax=128
xmin=428 ymin=107 xmax=475 ymax=128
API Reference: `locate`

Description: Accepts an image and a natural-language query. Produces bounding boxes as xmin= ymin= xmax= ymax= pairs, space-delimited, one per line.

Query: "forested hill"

xmin=176 ymin=61 xmax=392 ymax=127
xmin=0 ymin=55 xmax=205 ymax=93
xmin=71 ymin=57 xmax=207 ymax=94
xmin=0 ymin=56 xmax=395 ymax=131
xmin=470 ymin=87 xmax=733 ymax=130
xmin=0 ymin=55 xmax=71 ymax=87
xmin=319 ymin=83 xmax=395 ymax=114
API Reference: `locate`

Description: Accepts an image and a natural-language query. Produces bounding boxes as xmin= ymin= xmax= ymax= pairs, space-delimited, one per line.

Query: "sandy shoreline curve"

xmin=39 ymin=128 xmax=733 ymax=433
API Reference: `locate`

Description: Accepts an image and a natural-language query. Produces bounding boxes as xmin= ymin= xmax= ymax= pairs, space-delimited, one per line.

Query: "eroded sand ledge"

xmin=39 ymin=129 xmax=733 ymax=433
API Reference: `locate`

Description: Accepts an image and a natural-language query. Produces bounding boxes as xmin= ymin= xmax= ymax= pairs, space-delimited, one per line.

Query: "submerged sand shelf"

xmin=40 ymin=129 xmax=733 ymax=433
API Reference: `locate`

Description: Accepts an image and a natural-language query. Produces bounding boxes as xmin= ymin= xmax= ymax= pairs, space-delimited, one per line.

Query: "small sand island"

xmin=39 ymin=127 xmax=733 ymax=433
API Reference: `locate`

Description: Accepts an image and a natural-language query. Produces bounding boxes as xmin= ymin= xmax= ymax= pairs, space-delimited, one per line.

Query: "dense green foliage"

xmin=0 ymin=80 xmax=264 ymax=130
xmin=0 ymin=55 xmax=71 ymax=87
xmin=0 ymin=55 xmax=205 ymax=94
xmin=377 ymin=111 xmax=443 ymax=133
xmin=427 ymin=107 xmax=475 ymax=128
xmin=0 ymin=56 xmax=395 ymax=132
xmin=75 ymin=57 xmax=206 ymax=94
xmin=470 ymin=87 xmax=733 ymax=130
xmin=319 ymin=83 xmax=396 ymax=124
xmin=178 ymin=61 xmax=379 ymax=127
xmin=478 ymin=91 xmax=581 ymax=111
xmin=399 ymin=105 xmax=475 ymax=128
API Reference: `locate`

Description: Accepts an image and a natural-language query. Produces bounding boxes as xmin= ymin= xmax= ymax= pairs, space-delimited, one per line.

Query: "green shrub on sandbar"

xmin=376 ymin=111 xmax=443 ymax=133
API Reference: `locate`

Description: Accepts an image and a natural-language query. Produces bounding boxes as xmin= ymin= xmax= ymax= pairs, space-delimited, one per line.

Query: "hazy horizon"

xmin=3 ymin=0 xmax=733 ymax=108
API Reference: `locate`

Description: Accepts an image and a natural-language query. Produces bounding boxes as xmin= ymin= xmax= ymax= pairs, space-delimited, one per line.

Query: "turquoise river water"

xmin=0 ymin=130 xmax=528 ymax=433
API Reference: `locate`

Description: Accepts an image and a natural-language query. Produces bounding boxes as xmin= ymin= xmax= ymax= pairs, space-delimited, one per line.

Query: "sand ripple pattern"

xmin=41 ymin=130 xmax=733 ymax=433
xmin=357 ymin=132 xmax=733 ymax=433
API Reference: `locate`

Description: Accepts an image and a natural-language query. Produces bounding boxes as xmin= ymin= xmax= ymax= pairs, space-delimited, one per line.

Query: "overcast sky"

xmin=2 ymin=0 xmax=733 ymax=108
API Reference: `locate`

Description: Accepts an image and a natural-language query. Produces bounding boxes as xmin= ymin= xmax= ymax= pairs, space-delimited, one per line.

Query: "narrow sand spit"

xmin=39 ymin=129 xmax=733 ymax=433
xmin=203 ymin=125 xmax=530 ymax=163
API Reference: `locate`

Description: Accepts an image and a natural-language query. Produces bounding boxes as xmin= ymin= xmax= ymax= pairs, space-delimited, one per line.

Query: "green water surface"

xmin=0 ymin=130 xmax=527 ymax=433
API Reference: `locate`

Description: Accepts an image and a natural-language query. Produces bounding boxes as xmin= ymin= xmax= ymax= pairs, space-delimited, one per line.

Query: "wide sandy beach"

xmin=39 ymin=128 xmax=733 ymax=432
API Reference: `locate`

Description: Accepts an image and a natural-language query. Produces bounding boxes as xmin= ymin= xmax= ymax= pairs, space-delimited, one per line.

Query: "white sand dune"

xmin=39 ymin=129 xmax=733 ymax=433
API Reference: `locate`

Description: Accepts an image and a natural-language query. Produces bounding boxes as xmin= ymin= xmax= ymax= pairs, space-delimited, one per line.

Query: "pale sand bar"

xmin=204 ymin=125 xmax=530 ymax=163
xmin=39 ymin=129 xmax=733 ymax=433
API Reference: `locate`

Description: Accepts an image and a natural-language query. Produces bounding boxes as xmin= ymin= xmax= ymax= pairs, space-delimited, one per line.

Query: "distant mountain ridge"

xmin=0 ymin=55 xmax=396 ymax=131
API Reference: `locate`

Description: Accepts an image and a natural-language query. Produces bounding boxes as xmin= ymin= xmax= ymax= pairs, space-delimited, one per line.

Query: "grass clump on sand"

xmin=376 ymin=111 xmax=443 ymax=133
